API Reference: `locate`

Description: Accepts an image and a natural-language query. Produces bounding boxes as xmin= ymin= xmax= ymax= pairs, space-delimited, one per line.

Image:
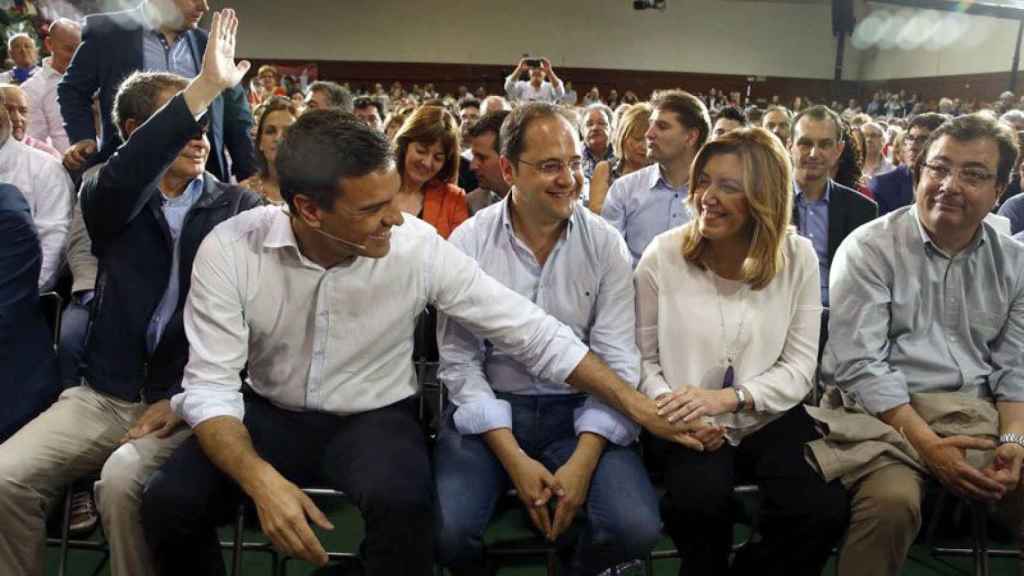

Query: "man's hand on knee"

xmin=982 ymin=443 xmax=1024 ymax=492
xmin=921 ymin=435 xmax=1005 ymax=502
xmin=122 ymin=400 xmax=183 ymax=442
xmin=250 ymin=466 xmax=334 ymax=566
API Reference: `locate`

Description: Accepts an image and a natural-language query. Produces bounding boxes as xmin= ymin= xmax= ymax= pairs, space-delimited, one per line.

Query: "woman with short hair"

xmin=393 ymin=105 xmax=469 ymax=239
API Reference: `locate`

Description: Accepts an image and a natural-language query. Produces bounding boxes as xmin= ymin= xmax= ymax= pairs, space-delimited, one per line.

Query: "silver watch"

xmin=733 ymin=387 xmax=746 ymax=413
xmin=999 ymin=432 xmax=1024 ymax=448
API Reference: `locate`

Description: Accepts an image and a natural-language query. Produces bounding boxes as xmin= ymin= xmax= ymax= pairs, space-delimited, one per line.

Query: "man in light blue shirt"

xmin=602 ymin=90 xmax=710 ymax=266
xmin=435 ymin=103 xmax=661 ymax=575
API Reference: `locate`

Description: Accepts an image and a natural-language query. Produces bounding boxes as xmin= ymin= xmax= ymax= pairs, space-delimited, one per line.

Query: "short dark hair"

xmin=458 ymin=98 xmax=481 ymax=112
xmin=307 ymin=81 xmax=354 ymax=112
xmin=500 ymin=102 xmax=578 ymax=165
xmin=913 ymin=113 xmax=1020 ymax=189
xmin=650 ymin=90 xmax=711 ymax=149
xmin=353 ymin=96 xmax=385 ymax=119
xmin=792 ymin=105 xmax=843 ymax=143
xmin=113 ymin=71 xmax=189 ymax=140
xmin=276 ymin=109 xmax=394 ymax=213
xmin=908 ymin=112 xmax=947 ymax=133
xmin=468 ymin=110 xmax=511 ymax=153
xmin=715 ymin=105 xmax=749 ymax=127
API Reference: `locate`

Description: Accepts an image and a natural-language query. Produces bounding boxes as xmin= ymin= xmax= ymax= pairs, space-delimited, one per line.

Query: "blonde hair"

xmin=612 ymin=103 xmax=651 ymax=161
xmin=680 ymin=127 xmax=793 ymax=290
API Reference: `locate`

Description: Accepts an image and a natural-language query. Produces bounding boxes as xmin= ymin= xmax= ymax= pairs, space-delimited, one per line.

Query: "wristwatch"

xmin=999 ymin=432 xmax=1024 ymax=449
xmin=733 ymin=387 xmax=747 ymax=414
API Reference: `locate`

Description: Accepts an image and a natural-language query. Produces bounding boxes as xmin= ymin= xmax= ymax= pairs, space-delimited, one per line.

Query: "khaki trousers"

xmin=0 ymin=385 xmax=189 ymax=576
xmin=839 ymin=462 xmax=1024 ymax=576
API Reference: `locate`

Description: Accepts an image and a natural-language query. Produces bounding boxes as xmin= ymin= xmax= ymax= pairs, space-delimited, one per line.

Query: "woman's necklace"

xmin=708 ymin=265 xmax=748 ymax=389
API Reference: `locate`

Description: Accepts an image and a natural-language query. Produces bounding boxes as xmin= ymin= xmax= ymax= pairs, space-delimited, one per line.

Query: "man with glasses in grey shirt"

xmin=820 ymin=113 xmax=1024 ymax=576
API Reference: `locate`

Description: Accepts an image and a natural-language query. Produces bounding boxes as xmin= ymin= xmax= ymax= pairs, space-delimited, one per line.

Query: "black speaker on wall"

xmin=832 ymin=0 xmax=856 ymax=36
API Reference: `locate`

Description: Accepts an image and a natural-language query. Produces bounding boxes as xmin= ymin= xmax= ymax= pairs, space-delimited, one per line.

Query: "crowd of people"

xmin=3 ymin=2 xmax=1024 ymax=576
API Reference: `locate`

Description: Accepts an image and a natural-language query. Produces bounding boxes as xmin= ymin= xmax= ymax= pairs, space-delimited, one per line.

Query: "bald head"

xmin=0 ymin=84 xmax=29 ymax=141
xmin=45 ymin=19 xmax=82 ymax=74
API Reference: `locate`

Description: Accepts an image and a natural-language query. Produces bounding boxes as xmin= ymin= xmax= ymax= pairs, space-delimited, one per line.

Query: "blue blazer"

xmin=0 ymin=184 xmax=59 ymax=442
xmin=57 ymin=5 xmax=256 ymax=182
xmin=868 ymin=165 xmax=914 ymax=216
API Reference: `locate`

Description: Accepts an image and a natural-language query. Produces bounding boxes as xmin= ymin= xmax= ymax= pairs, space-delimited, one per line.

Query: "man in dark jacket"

xmin=58 ymin=0 xmax=256 ymax=182
xmin=868 ymin=113 xmax=947 ymax=215
xmin=0 ymin=11 xmax=260 ymax=575
xmin=0 ymin=182 xmax=59 ymax=443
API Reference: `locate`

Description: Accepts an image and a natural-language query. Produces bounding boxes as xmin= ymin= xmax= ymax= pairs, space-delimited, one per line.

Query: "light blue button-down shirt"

xmin=794 ymin=179 xmax=831 ymax=306
xmin=438 ymin=196 xmax=641 ymax=446
xmin=146 ymin=177 xmax=203 ymax=354
xmin=601 ymin=163 xmax=690 ymax=267
xmin=823 ymin=206 xmax=1024 ymax=415
xmin=142 ymin=16 xmax=200 ymax=78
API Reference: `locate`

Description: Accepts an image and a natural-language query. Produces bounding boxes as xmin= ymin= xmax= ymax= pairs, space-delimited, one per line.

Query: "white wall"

xmin=212 ymin=0 xmax=859 ymax=80
xmin=854 ymin=6 xmax=1023 ymax=80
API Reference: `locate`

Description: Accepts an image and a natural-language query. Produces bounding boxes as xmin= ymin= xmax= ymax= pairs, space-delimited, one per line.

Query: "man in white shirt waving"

xmin=142 ymin=91 xmax=700 ymax=576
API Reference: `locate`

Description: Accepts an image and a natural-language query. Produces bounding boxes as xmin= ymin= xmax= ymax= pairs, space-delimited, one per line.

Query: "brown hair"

xmin=650 ymin=89 xmax=711 ymax=150
xmin=253 ymin=96 xmax=299 ymax=177
xmin=394 ymin=105 xmax=460 ymax=185
xmin=680 ymin=127 xmax=794 ymax=290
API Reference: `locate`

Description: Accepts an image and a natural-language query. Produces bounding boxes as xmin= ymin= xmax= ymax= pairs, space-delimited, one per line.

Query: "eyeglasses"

xmin=904 ymin=134 xmax=929 ymax=145
xmin=923 ymin=162 xmax=995 ymax=188
xmin=517 ymin=158 xmax=583 ymax=177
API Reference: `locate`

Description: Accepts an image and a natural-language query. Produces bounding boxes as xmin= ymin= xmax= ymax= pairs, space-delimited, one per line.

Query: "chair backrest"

xmin=39 ymin=292 xmax=63 ymax=350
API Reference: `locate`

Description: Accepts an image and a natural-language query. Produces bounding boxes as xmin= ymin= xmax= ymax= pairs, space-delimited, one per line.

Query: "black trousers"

xmin=141 ymin=395 xmax=434 ymax=576
xmin=656 ymin=406 xmax=849 ymax=576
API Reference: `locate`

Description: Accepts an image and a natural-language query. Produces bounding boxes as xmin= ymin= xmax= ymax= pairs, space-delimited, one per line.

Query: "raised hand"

xmin=200 ymin=9 xmax=251 ymax=91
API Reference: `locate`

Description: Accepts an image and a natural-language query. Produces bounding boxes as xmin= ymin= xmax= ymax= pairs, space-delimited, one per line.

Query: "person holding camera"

xmin=504 ymin=57 xmax=565 ymax=105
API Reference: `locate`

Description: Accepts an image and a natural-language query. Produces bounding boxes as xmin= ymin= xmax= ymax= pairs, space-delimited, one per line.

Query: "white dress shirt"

xmin=0 ymin=136 xmax=73 ymax=290
xmin=20 ymin=58 xmax=71 ymax=153
xmin=503 ymin=78 xmax=565 ymax=104
xmin=634 ymin=227 xmax=822 ymax=443
xmin=173 ymin=206 xmax=589 ymax=428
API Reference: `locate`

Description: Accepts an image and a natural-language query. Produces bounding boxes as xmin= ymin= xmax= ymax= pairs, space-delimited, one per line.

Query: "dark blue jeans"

xmin=434 ymin=393 xmax=660 ymax=576
xmin=57 ymin=299 xmax=90 ymax=389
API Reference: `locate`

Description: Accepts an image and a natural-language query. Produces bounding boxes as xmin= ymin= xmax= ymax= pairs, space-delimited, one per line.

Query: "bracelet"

xmin=733 ymin=387 xmax=746 ymax=414
xmin=999 ymin=432 xmax=1024 ymax=449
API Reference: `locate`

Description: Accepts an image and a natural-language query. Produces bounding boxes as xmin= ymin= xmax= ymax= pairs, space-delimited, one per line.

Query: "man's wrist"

xmin=999 ymin=432 xmax=1024 ymax=450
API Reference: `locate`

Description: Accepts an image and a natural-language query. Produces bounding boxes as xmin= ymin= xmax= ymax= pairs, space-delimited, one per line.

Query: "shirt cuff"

xmin=171 ymin=387 xmax=245 ymax=429
xmin=849 ymin=381 xmax=911 ymax=416
xmin=453 ymin=398 xmax=513 ymax=435
xmin=574 ymin=399 xmax=639 ymax=446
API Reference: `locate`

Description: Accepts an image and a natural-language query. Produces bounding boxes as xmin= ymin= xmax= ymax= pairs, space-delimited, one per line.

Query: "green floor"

xmin=46 ymin=500 xmax=1022 ymax=575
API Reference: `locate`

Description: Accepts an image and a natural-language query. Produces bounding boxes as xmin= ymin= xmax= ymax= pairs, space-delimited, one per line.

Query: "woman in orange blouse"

xmin=393 ymin=105 xmax=469 ymax=239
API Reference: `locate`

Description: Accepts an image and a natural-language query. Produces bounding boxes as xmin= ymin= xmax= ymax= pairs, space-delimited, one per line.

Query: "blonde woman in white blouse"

xmin=634 ymin=128 xmax=849 ymax=575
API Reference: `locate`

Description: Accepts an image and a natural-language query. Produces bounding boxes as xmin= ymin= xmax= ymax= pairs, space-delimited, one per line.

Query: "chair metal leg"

xmin=232 ymin=503 xmax=245 ymax=576
xmin=970 ymin=502 xmax=990 ymax=576
xmin=58 ymin=487 xmax=73 ymax=576
xmin=545 ymin=547 xmax=559 ymax=576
